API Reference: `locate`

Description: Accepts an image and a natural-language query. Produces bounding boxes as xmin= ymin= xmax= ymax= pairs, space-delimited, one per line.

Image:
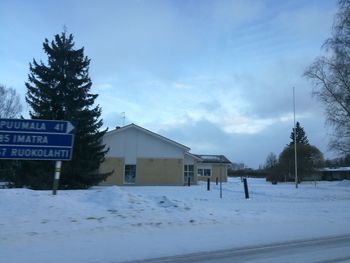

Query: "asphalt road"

xmin=126 ymin=235 xmax=350 ymax=263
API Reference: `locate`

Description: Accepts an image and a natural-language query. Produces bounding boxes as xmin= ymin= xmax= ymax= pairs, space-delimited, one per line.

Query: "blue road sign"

xmin=0 ymin=119 xmax=75 ymax=134
xmin=0 ymin=145 xmax=72 ymax=160
xmin=0 ymin=118 xmax=75 ymax=160
xmin=0 ymin=132 xmax=73 ymax=147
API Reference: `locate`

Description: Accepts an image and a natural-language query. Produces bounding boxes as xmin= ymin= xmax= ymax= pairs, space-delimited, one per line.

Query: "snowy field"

xmin=1 ymin=178 xmax=350 ymax=263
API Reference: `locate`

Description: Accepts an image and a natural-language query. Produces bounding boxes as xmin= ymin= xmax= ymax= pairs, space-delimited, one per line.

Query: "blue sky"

xmin=0 ymin=0 xmax=338 ymax=168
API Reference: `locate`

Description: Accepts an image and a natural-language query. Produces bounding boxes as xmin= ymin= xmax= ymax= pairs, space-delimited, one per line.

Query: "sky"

xmin=0 ymin=0 xmax=339 ymax=168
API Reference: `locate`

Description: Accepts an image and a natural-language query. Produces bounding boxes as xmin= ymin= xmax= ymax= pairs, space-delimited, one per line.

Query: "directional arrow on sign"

xmin=0 ymin=119 xmax=75 ymax=134
xmin=66 ymin=121 xmax=75 ymax=134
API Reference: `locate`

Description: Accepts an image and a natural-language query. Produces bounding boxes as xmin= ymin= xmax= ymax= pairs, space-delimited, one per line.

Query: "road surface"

xmin=126 ymin=235 xmax=350 ymax=263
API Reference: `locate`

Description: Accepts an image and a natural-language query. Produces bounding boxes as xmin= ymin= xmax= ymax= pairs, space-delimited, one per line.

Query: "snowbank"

xmin=1 ymin=178 xmax=350 ymax=262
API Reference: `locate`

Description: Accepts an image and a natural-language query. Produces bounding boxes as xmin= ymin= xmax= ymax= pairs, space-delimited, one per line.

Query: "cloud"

xmin=207 ymin=0 xmax=267 ymax=32
xmin=172 ymin=82 xmax=192 ymax=90
xmin=158 ymin=114 xmax=330 ymax=169
xmin=157 ymin=117 xmax=287 ymax=167
xmin=0 ymin=0 xmax=338 ymax=168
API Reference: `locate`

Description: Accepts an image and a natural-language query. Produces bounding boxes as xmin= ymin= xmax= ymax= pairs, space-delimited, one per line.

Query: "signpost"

xmin=0 ymin=118 xmax=75 ymax=195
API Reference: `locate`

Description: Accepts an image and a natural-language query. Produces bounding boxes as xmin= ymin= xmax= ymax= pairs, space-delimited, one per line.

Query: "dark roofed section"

xmin=194 ymin=154 xmax=231 ymax=164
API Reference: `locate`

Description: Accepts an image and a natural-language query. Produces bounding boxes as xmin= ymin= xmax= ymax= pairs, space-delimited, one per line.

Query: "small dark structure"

xmin=319 ymin=167 xmax=350 ymax=181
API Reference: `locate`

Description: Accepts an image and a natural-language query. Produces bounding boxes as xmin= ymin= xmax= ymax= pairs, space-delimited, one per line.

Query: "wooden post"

xmin=243 ymin=177 xmax=249 ymax=199
xmin=220 ymin=164 xmax=222 ymax=199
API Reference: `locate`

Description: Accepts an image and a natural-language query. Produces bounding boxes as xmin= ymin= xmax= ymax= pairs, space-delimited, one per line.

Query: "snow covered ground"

xmin=1 ymin=178 xmax=350 ymax=263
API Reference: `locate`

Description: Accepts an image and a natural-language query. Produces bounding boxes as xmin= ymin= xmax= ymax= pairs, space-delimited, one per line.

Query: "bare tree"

xmin=0 ymin=84 xmax=22 ymax=118
xmin=264 ymin=152 xmax=278 ymax=169
xmin=304 ymin=0 xmax=350 ymax=155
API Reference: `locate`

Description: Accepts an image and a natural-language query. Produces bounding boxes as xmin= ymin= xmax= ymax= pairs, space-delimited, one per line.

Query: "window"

xmin=204 ymin=168 xmax=211 ymax=176
xmin=198 ymin=168 xmax=211 ymax=177
xmin=197 ymin=169 xmax=203 ymax=176
xmin=184 ymin=165 xmax=194 ymax=183
xmin=124 ymin=165 xmax=136 ymax=184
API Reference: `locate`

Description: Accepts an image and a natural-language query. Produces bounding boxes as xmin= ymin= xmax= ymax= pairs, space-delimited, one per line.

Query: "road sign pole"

xmin=52 ymin=161 xmax=62 ymax=195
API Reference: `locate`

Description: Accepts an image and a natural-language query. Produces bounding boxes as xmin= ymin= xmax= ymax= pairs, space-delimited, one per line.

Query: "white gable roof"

xmin=105 ymin=123 xmax=190 ymax=152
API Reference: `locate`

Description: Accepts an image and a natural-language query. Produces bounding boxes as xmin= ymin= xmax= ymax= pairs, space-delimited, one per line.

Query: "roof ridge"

xmin=105 ymin=123 xmax=190 ymax=151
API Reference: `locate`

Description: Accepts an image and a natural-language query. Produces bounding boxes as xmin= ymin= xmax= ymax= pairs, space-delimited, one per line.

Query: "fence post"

xmin=243 ymin=177 xmax=249 ymax=199
xmin=207 ymin=178 xmax=210 ymax=191
xmin=216 ymin=177 xmax=218 ymax=185
xmin=188 ymin=176 xmax=191 ymax=186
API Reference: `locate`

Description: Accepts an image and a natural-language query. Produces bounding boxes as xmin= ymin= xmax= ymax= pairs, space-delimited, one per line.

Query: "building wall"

xmin=99 ymin=157 xmax=184 ymax=186
xmin=197 ymin=163 xmax=228 ymax=182
xmin=321 ymin=171 xmax=350 ymax=181
xmin=197 ymin=163 xmax=211 ymax=182
xmin=136 ymin=158 xmax=183 ymax=185
xmin=184 ymin=154 xmax=198 ymax=184
xmin=99 ymin=157 xmax=125 ymax=185
xmin=100 ymin=126 xmax=228 ymax=186
xmin=104 ymin=128 xmax=185 ymax=163
xmin=212 ymin=164 xmax=228 ymax=182
xmin=100 ymin=127 xmax=188 ymax=186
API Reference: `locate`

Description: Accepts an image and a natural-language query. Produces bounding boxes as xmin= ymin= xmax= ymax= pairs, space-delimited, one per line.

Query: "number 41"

xmin=54 ymin=123 xmax=65 ymax=132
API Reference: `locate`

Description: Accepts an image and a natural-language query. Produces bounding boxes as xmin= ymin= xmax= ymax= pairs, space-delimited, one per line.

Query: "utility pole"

xmin=293 ymin=87 xmax=298 ymax=189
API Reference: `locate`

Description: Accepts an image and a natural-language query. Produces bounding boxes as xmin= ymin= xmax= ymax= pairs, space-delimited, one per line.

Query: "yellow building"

xmin=195 ymin=155 xmax=231 ymax=183
xmin=99 ymin=124 xmax=230 ymax=186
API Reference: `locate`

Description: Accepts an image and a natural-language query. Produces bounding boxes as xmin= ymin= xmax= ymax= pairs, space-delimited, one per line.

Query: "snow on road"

xmin=1 ymin=178 xmax=350 ymax=263
xmin=133 ymin=235 xmax=350 ymax=263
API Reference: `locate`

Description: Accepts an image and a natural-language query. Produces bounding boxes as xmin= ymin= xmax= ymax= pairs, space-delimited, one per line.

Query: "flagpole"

xmin=293 ymin=87 xmax=298 ymax=188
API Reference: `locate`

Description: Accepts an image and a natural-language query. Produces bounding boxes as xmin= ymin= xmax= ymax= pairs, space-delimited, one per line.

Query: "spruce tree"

xmin=24 ymin=32 xmax=109 ymax=189
xmin=289 ymin=121 xmax=309 ymax=145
